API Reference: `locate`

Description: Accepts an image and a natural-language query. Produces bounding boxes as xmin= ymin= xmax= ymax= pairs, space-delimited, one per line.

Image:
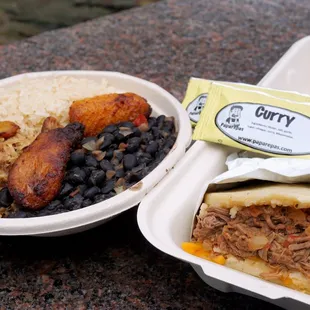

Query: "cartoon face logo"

xmin=186 ymin=94 xmax=208 ymax=123
xmin=195 ymin=96 xmax=206 ymax=112
xmin=225 ymin=105 xmax=243 ymax=125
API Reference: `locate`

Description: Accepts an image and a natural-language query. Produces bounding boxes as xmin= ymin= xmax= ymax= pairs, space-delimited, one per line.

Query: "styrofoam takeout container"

xmin=137 ymin=36 xmax=310 ymax=309
xmin=0 ymin=71 xmax=192 ymax=236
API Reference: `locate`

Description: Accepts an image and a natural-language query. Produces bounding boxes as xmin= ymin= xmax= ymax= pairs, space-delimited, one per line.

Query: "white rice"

xmin=0 ymin=76 xmax=119 ymax=185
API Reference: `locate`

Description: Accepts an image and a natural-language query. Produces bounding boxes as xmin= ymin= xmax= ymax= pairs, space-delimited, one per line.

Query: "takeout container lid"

xmin=0 ymin=70 xmax=192 ymax=236
xmin=137 ymin=36 xmax=310 ymax=309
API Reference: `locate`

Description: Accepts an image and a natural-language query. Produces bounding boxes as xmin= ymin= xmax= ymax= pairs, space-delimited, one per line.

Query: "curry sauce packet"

xmin=182 ymin=78 xmax=310 ymax=126
xmin=182 ymin=78 xmax=212 ymax=126
xmin=190 ymin=81 xmax=310 ymax=158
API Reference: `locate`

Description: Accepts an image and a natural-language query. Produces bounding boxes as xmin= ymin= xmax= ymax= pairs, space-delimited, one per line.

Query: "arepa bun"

xmin=225 ymin=255 xmax=310 ymax=294
xmin=203 ymin=182 xmax=310 ymax=210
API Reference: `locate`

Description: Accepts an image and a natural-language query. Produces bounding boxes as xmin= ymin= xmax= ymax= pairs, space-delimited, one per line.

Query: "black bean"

xmin=115 ymin=169 xmax=125 ymax=178
xmin=66 ymin=167 xmax=87 ymax=184
xmin=115 ymin=132 xmax=125 ymax=142
xmin=132 ymin=164 xmax=146 ymax=173
xmin=110 ymin=144 xmax=118 ymax=152
xmin=84 ymin=186 xmax=101 ymax=199
xmin=101 ymin=180 xmax=115 ymax=194
xmin=163 ymin=147 xmax=171 ymax=155
xmin=141 ymin=132 xmax=153 ymax=144
xmin=135 ymin=150 xmax=143 ymax=157
xmin=140 ymin=144 xmax=146 ymax=151
xmin=70 ymin=150 xmax=85 ymax=166
xmin=163 ymin=120 xmax=174 ymax=132
xmin=152 ymin=127 xmax=160 ymax=138
xmin=62 ymin=198 xmax=70 ymax=208
xmin=128 ymin=137 xmax=141 ymax=145
xmin=88 ymin=170 xmax=106 ymax=187
xmin=156 ymin=115 xmax=165 ymax=129
xmin=123 ymin=154 xmax=137 ymax=170
xmin=126 ymin=137 xmax=141 ymax=153
xmin=28 ymin=210 xmax=41 ymax=217
xmin=146 ymin=141 xmax=159 ymax=155
xmin=63 ymin=194 xmax=84 ymax=211
xmin=159 ymin=130 xmax=170 ymax=139
xmin=47 ymin=200 xmax=61 ymax=211
xmin=147 ymin=117 xmax=157 ymax=129
xmin=105 ymin=192 xmax=116 ymax=199
xmin=115 ymin=163 xmax=124 ymax=170
xmin=98 ymin=132 xmax=114 ymax=140
xmin=140 ymin=152 xmax=153 ymax=160
xmin=157 ymin=138 xmax=165 ymax=148
xmin=140 ymin=169 xmax=149 ymax=179
xmin=100 ymin=138 xmax=112 ymax=151
xmin=53 ymin=204 xmax=65 ymax=213
xmin=111 ymin=157 xmax=120 ymax=167
xmin=53 ymin=206 xmax=68 ymax=215
xmin=100 ymin=160 xmax=114 ymax=171
xmin=82 ymin=166 xmax=95 ymax=178
xmin=125 ymin=172 xmax=142 ymax=183
xmin=78 ymin=184 xmax=88 ymax=195
xmin=113 ymin=150 xmax=124 ymax=162
xmin=82 ymin=199 xmax=93 ymax=208
xmin=145 ymin=162 xmax=158 ymax=173
xmin=104 ymin=149 xmax=114 ymax=160
xmin=137 ymin=152 xmax=152 ymax=165
xmin=93 ymin=194 xmax=106 ymax=204
xmin=130 ymin=127 xmax=142 ymax=138
xmin=103 ymin=124 xmax=118 ymax=134
xmin=59 ymin=183 xmax=74 ymax=197
xmin=118 ymin=121 xmax=134 ymax=128
xmin=85 ymin=155 xmax=99 ymax=168
xmin=9 ymin=210 xmax=27 ymax=218
xmin=156 ymin=151 xmax=167 ymax=162
xmin=0 ymin=187 xmax=13 ymax=208
xmin=82 ymin=136 xmax=96 ymax=145
xmin=165 ymin=137 xmax=176 ymax=149
xmin=72 ymin=194 xmax=84 ymax=208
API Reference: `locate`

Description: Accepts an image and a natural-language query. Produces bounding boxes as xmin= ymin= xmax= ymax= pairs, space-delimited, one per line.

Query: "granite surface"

xmin=0 ymin=0 xmax=310 ymax=308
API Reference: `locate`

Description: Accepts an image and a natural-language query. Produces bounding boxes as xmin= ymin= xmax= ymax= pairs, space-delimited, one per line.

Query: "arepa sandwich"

xmin=182 ymin=182 xmax=310 ymax=294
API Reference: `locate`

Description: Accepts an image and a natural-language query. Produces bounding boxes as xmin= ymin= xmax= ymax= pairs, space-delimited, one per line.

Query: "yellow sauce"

xmin=182 ymin=242 xmax=294 ymax=285
xmin=182 ymin=242 xmax=226 ymax=265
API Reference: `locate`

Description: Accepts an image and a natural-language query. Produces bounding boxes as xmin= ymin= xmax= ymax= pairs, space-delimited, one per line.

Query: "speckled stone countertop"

xmin=0 ymin=0 xmax=310 ymax=309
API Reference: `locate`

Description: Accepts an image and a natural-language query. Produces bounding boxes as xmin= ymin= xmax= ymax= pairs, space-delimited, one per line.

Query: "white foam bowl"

xmin=137 ymin=36 xmax=310 ymax=309
xmin=0 ymin=71 xmax=192 ymax=236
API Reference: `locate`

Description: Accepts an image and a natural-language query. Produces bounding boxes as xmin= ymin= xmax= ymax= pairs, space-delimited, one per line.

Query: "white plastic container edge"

xmin=137 ymin=36 xmax=310 ymax=309
xmin=0 ymin=70 xmax=192 ymax=236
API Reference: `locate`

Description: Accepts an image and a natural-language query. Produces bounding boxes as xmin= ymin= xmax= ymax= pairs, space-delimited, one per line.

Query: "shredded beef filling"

xmin=193 ymin=206 xmax=310 ymax=278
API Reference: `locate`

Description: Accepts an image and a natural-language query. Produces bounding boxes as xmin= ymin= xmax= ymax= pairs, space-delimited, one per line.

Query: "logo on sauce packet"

xmin=225 ymin=105 xmax=243 ymax=127
xmin=186 ymin=94 xmax=208 ymax=123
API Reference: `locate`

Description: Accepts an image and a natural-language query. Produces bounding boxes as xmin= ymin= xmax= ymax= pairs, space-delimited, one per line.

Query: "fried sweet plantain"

xmin=8 ymin=122 xmax=84 ymax=210
xmin=41 ymin=116 xmax=62 ymax=133
xmin=0 ymin=121 xmax=20 ymax=139
xmin=69 ymin=92 xmax=151 ymax=136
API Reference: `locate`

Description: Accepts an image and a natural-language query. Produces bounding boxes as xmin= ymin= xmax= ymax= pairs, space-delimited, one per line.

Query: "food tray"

xmin=0 ymin=71 xmax=192 ymax=236
xmin=137 ymin=36 xmax=310 ymax=309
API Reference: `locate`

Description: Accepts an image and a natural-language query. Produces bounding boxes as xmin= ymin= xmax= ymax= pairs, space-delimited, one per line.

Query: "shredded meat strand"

xmin=193 ymin=205 xmax=310 ymax=278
